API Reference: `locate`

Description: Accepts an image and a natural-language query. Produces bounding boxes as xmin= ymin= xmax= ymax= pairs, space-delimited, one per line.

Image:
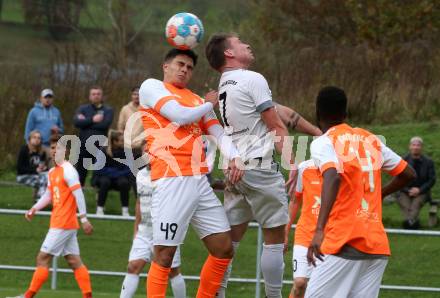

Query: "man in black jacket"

xmin=397 ymin=136 xmax=436 ymax=229
xmin=74 ymin=86 xmax=114 ymax=185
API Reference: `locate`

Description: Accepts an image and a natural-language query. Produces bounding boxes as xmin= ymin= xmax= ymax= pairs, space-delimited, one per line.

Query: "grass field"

xmin=1 ymin=122 xmax=440 ymax=297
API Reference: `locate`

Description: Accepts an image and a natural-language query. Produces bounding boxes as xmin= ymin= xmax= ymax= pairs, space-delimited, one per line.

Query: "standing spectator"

xmin=397 ymin=136 xmax=436 ymax=229
xmin=17 ymin=130 xmax=50 ymax=201
xmin=24 ymin=88 xmax=64 ymax=146
xmin=73 ymin=86 xmax=114 ymax=186
xmin=92 ymin=130 xmax=131 ymax=217
xmin=117 ymin=86 xmax=144 ymax=157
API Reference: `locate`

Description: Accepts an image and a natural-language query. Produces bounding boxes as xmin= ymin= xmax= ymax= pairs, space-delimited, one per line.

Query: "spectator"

xmin=74 ymin=86 xmax=114 ymax=186
xmin=397 ymin=136 xmax=436 ymax=229
xmin=92 ymin=130 xmax=131 ymax=217
xmin=117 ymin=86 xmax=144 ymax=157
xmin=24 ymin=88 xmax=64 ymax=146
xmin=16 ymin=130 xmax=50 ymax=201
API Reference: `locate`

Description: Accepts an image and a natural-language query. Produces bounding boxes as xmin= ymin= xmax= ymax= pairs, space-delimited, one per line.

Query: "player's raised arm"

xmin=275 ymin=103 xmax=322 ymax=136
xmin=26 ymin=189 xmax=52 ymax=221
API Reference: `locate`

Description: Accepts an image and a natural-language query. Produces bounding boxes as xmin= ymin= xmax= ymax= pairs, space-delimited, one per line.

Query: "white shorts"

xmin=305 ymin=254 xmax=388 ymax=298
xmin=151 ymin=175 xmax=230 ymax=246
xmin=224 ymin=165 xmax=289 ymax=228
xmin=293 ymin=245 xmax=313 ymax=279
xmin=40 ymin=229 xmax=79 ymax=257
xmin=128 ymin=232 xmax=181 ymax=268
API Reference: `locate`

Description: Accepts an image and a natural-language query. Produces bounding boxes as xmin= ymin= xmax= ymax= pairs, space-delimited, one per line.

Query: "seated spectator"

xmin=24 ymin=88 xmax=64 ymax=146
xmin=397 ymin=136 xmax=436 ymax=229
xmin=16 ymin=130 xmax=50 ymax=201
xmin=92 ymin=130 xmax=131 ymax=217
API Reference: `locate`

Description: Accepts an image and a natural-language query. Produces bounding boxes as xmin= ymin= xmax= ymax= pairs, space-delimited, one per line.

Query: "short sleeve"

xmin=381 ymin=142 xmax=407 ymax=176
xmin=63 ymin=163 xmax=81 ymax=191
xmin=311 ymin=136 xmax=339 ymax=173
xmin=139 ymin=79 xmax=175 ymax=112
xmin=296 ymin=164 xmax=305 ymax=194
xmin=247 ymin=72 xmax=274 ymax=113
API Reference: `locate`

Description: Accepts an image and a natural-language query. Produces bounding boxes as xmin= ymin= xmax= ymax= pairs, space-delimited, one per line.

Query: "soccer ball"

xmin=165 ymin=12 xmax=204 ymax=50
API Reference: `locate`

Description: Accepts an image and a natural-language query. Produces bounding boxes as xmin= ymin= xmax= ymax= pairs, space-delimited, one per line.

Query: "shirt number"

xmin=219 ymin=91 xmax=230 ymax=126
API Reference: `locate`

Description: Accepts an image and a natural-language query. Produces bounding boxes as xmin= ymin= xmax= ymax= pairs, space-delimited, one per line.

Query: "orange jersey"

xmin=294 ymin=160 xmax=322 ymax=247
xmin=47 ymin=162 xmax=82 ymax=229
xmin=139 ymin=79 xmax=220 ymax=181
xmin=347 ymin=127 xmax=407 ymax=255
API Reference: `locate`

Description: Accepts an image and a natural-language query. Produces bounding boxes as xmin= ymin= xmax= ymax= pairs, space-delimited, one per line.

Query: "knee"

xmin=294 ymin=278 xmax=308 ymax=294
xmin=36 ymin=252 xmax=52 ymax=267
xmin=64 ymin=255 xmax=82 ymax=269
xmin=214 ymin=242 xmax=234 ymax=259
xmin=155 ymin=247 xmax=177 ymax=268
xmin=127 ymin=260 xmax=145 ymax=274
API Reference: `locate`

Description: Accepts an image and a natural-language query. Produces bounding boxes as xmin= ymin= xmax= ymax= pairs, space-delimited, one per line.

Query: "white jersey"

xmin=136 ymin=167 xmax=153 ymax=235
xmin=218 ymin=69 xmax=275 ymax=161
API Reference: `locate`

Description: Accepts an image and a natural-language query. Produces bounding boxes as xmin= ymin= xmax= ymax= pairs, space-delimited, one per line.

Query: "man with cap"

xmin=24 ymin=88 xmax=64 ymax=146
xmin=397 ymin=136 xmax=436 ymax=229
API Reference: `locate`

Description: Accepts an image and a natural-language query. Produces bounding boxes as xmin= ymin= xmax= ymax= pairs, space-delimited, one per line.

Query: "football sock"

xmin=120 ymin=273 xmax=139 ymax=298
xmin=216 ymin=241 xmax=240 ymax=298
xmin=25 ymin=266 xmax=49 ymax=297
xmin=197 ymin=254 xmax=231 ymax=298
xmin=261 ymin=243 xmax=285 ymax=298
xmin=146 ymin=262 xmax=171 ymax=298
xmin=74 ymin=265 xmax=92 ymax=296
xmin=170 ymin=273 xmax=186 ymax=298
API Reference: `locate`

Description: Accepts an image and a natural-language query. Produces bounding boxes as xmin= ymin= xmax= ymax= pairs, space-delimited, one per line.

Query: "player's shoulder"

xmin=241 ymin=70 xmax=267 ymax=83
xmin=311 ymin=133 xmax=331 ymax=148
xmin=60 ymin=161 xmax=78 ymax=174
xmin=140 ymin=78 xmax=164 ymax=90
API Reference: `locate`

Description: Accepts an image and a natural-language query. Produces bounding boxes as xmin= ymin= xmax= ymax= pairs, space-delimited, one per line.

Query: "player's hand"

xmin=82 ymin=221 xmax=93 ymax=235
xmin=307 ymin=229 xmax=324 ymax=267
xmin=93 ymin=113 xmax=104 ymax=123
xmin=409 ymin=187 xmax=420 ymax=197
xmin=286 ymin=168 xmax=298 ymax=197
xmin=204 ymin=90 xmax=219 ymax=108
xmin=226 ymin=157 xmax=245 ymax=185
xmin=25 ymin=208 xmax=36 ymax=222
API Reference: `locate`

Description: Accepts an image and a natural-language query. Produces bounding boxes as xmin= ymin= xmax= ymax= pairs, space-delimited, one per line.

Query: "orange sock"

xmin=146 ymin=261 xmax=171 ymax=298
xmin=196 ymin=255 xmax=231 ymax=298
xmin=74 ymin=265 xmax=92 ymax=296
xmin=25 ymin=266 xmax=49 ymax=297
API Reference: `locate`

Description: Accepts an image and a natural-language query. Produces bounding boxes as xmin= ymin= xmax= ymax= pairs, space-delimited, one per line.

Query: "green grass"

xmin=1 ymin=121 xmax=440 ymax=297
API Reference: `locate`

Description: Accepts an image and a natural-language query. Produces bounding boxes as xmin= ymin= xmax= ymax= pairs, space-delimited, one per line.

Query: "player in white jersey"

xmin=206 ymin=33 xmax=301 ymax=298
xmin=120 ymin=166 xmax=186 ymax=298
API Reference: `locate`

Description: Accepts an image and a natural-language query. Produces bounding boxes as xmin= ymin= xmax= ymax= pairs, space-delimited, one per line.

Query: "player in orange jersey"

xmin=284 ymin=160 xmax=321 ymax=298
xmin=13 ymin=137 xmax=93 ymax=298
xmin=139 ymin=49 xmax=243 ymax=298
xmin=305 ymin=86 xmax=415 ymax=298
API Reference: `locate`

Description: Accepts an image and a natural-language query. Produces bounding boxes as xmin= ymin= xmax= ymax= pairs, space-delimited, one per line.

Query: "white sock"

xmin=96 ymin=206 xmax=104 ymax=215
xmin=217 ymin=241 xmax=240 ymax=298
xmin=120 ymin=273 xmax=139 ymax=298
xmin=122 ymin=207 xmax=129 ymax=216
xmin=261 ymin=243 xmax=284 ymax=298
xmin=170 ymin=273 xmax=186 ymax=298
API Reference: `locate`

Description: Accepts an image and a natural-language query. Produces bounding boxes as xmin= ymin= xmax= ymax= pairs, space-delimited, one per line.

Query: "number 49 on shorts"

xmin=160 ymin=222 xmax=178 ymax=240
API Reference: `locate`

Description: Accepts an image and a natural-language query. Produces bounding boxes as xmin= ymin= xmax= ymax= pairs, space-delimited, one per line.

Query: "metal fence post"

xmin=255 ymin=226 xmax=263 ymax=298
xmin=51 ymin=256 xmax=58 ymax=290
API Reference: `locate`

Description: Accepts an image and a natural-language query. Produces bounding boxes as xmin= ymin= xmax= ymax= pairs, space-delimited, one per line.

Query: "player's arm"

xmin=261 ymin=107 xmax=297 ymax=194
xmin=275 ymin=103 xmax=322 ymax=136
xmin=139 ymin=79 xmax=217 ymax=126
xmin=380 ymin=142 xmax=416 ymax=198
xmin=284 ymin=194 xmax=302 ymax=254
xmin=203 ymin=109 xmax=244 ymax=184
xmin=26 ymin=189 xmax=52 ymax=221
xmin=134 ymin=198 xmax=141 ymax=238
xmin=64 ymin=165 xmax=93 ymax=235
xmin=307 ymin=137 xmax=341 ymax=266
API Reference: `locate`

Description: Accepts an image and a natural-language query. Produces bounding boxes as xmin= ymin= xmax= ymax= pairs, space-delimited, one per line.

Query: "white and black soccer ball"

xmin=165 ymin=12 xmax=204 ymax=50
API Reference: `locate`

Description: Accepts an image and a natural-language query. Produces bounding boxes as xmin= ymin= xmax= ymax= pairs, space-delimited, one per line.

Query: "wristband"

xmin=80 ymin=217 xmax=88 ymax=223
